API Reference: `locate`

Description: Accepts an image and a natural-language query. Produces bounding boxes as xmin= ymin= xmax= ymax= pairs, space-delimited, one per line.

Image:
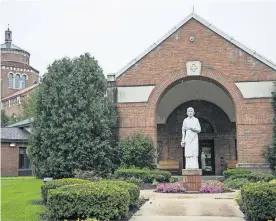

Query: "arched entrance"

xmin=157 ymin=100 xmax=236 ymax=175
xmin=148 ymin=70 xmax=243 ymax=175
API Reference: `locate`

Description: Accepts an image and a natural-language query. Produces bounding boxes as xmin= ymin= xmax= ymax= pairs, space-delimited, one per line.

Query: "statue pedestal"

xmin=182 ymin=169 xmax=202 ymax=192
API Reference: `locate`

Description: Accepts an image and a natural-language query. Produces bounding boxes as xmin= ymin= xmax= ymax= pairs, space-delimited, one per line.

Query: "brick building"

xmin=1 ymin=27 xmax=39 ymax=117
xmin=1 ymin=118 xmax=32 ymax=176
xmin=107 ymin=13 xmax=276 ymax=175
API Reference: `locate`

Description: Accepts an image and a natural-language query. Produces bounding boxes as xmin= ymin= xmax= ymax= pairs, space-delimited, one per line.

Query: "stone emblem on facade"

xmin=186 ymin=61 xmax=201 ymax=76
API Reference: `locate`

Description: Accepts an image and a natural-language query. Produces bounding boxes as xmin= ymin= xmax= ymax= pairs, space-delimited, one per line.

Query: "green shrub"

xmin=41 ymin=178 xmax=89 ymax=203
xmin=114 ymin=168 xmax=171 ymax=183
xmin=229 ymin=173 xmax=275 ymax=182
xmin=99 ymin=180 xmax=140 ymax=206
xmin=223 ymin=178 xmax=250 ymax=189
xmin=147 ymin=170 xmax=171 ymax=183
xmin=117 ymin=176 xmax=144 ymax=187
xmin=234 ymin=190 xmax=244 ymax=211
xmin=223 ymin=168 xmax=252 ymax=179
xmin=241 ymin=182 xmax=276 ymax=221
xmin=169 ymin=177 xmax=176 ymax=183
xmin=118 ymin=133 xmax=155 ymax=168
xmin=114 ymin=168 xmax=147 ymax=181
xmin=48 ymin=183 xmax=130 ymax=220
xmin=73 ymin=169 xmax=103 ymax=181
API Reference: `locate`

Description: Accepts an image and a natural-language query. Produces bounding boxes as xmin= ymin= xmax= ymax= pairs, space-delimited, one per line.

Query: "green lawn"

xmin=1 ymin=177 xmax=46 ymax=221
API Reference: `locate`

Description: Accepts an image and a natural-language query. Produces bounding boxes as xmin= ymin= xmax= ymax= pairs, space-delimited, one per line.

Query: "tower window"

xmin=21 ymin=75 xmax=27 ymax=89
xmin=8 ymin=73 xmax=13 ymax=88
xmin=14 ymin=74 xmax=20 ymax=89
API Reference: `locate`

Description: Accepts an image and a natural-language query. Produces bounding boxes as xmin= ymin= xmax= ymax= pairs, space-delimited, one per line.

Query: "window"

xmin=19 ymin=147 xmax=31 ymax=169
xmin=16 ymin=96 xmax=21 ymax=105
xmin=8 ymin=73 xmax=13 ymax=88
xmin=21 ymin=75 xmax=27 ymax=89
xmin=14 ymin=74 xmax=20 ymax=89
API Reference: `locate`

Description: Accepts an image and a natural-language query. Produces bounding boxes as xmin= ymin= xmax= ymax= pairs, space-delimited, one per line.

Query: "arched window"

xmin=8 ymin=73 xmax=13 ymax=88
xmin=14 ymin=74 xmax=20 ymax=89
xmin=21 ymin=75 xmax=27 ymax=89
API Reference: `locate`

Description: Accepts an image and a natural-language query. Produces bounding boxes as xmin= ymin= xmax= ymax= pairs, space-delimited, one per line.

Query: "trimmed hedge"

xmin=223 ymin=178 xmax=251 ymax=190
xmin=228 ymin=173 xmax=275 ymax=182
xmin=100 ymin=180 xmax=140 ymax=206
xmin=241 ymin=182 xmax=276 ymax=221
xmin=41 ymin=178 xmax=89 ymax=203
xmin=114 ymin=168 xmax=171 ymax=183
xmin=223 ymin=168 xmax=252 ymax=179
xmin=47 ymin=183 xmax=130 ymax=220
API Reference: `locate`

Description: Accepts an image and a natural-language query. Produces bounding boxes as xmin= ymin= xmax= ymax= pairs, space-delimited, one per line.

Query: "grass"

xmin=1 ymin=177 xmax=45 ymax=221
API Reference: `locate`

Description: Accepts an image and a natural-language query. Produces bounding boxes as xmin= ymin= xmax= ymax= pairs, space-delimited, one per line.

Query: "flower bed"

xmin=200 ymin=180 xmax=224 ymax=193
xmin=155 ymin=182 xmax=186 ymax=193
xmin=155 ymin=180 xmax=225 ymax=194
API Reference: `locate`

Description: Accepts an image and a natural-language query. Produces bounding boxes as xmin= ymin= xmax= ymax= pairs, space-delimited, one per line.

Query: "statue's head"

xmin=187 ymin=107 xmax=195 ymax=117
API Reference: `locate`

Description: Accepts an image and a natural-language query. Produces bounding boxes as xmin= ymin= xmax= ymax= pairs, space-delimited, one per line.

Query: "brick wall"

xmin=1 ymin=143 xmax=19 ymax=176
xmin=1 ymin=68 xmax=38 ymax=99
xmin=1 ymin=51 xmax=29 ymax=64
xmin=115 ymin=18 xmax=276 ymax=166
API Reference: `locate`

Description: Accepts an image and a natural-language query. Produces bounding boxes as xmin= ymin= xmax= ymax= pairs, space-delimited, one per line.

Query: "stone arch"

xmin=147 ymin=66 xmax=245 ymax=164
xmin=147 ymin=66 xmax=244 ymax=124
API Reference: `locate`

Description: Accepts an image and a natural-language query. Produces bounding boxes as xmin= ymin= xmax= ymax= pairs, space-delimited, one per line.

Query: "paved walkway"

xmin=130 ymin=190 xmax=245 ymax=221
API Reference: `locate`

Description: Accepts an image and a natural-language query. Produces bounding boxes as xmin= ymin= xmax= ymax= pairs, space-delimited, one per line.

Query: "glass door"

xmin=199 ymin=140 xmax=215 ymax=175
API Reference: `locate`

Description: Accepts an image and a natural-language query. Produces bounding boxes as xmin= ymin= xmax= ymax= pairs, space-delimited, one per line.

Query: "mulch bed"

xmin=140 ymin=183 xmax=156 ymax=190
xmin=117 ymin=198 xmax=149 ymax=221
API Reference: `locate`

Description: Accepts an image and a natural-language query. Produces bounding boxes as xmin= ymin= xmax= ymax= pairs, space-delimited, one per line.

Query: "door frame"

xmin=182 ymin=139 xmax=215 ymax=175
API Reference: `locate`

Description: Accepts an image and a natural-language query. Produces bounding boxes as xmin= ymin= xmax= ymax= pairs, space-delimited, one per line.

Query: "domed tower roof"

xmin=0 ymin=27 xmax=30 ymax=56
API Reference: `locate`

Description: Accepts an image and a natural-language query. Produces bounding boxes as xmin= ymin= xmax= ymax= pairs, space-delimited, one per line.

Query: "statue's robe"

xmin=182 ymin=116 xmax=201 ymax=169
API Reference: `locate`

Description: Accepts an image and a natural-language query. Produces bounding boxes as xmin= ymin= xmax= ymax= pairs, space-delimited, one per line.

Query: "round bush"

xmin=118 ymin=133 xmax=155 ymax=168
xmin=241 ymin=182 xmax=276 ymax=221
xmin=47 ymin=183 xmax=130 ymax=220
xmin=41 ymin=178 xmax=89 ymax=203
xmin=223 ymin=168 xmax=252 ymax=179
xmin=100 ymin=180 xmax=140 ymax=206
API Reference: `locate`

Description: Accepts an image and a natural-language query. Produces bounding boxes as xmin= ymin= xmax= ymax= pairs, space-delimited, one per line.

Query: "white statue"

xmin=181 ymin=107 xmax=201 ymax=169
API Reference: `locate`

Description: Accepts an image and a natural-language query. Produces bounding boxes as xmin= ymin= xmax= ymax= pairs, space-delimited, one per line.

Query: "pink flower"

xmin=156 ymin=182 xmax=186 ymax=193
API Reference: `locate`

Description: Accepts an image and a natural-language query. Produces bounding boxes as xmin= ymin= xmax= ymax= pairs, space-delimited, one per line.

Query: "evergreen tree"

xmin=22 ymin=86 xmax=39 ymax=119
xmin=28 ymin=53 xmax=117 ymax=178
xmin=1 ymin=110 xmax=10 ymax=127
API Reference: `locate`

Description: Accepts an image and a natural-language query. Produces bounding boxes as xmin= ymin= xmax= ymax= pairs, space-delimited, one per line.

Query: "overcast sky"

xmin=0 ymin=0 xmax=276 ymax=76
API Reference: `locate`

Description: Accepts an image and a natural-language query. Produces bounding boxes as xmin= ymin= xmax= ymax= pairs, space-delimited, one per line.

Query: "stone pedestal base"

xmin=182 ymin=169 xmax=202 ymax=192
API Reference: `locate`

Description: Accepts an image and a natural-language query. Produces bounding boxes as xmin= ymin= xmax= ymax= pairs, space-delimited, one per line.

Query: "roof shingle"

xmin=1 ymin=127 xmax=29 ymax=141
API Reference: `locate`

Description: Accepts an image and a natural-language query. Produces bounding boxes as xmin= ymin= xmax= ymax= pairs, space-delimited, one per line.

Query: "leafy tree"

xmin=22 ymin=86 xmax=39 ymax=119
xmin=264 ymin=82 xmax=276 ymax=175
xmin=118 ymin=133 xmax=155 ymax=168
xmin=1 ymin=110 xmax=10 ymax=127
xmin=28 ymin=53 xmax=117 ymax=178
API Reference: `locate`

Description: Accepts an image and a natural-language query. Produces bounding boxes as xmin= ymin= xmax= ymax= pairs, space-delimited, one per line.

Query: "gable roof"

xmin=115 ymin=12 xmax=276 ymax=79
xmin=7 ymin=118 xmax=33 ymax=128
xmin=1 ymin=127 xmax=29 ymax=142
